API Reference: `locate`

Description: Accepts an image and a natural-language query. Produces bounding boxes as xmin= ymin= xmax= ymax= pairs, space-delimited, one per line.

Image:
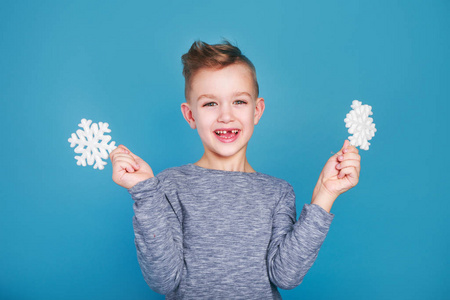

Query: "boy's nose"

xmin=217 ymin=106 xmax=234 ymax=123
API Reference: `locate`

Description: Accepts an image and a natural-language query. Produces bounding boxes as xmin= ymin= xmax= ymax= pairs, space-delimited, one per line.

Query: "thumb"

xmin=336 ymin=140 xmax=350 ymax=156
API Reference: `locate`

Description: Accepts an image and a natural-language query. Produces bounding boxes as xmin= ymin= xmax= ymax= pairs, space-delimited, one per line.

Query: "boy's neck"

xmin=194 ymin=153 xmax=255 ymax=173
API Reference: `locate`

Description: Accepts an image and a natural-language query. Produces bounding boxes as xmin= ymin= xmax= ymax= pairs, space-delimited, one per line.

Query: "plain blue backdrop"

xmin=1 ymin=0 xmax=449 ymax=299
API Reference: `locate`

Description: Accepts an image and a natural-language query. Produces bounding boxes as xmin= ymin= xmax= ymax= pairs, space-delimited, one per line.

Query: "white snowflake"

xmin=344 ymin=100 xmax=377 ymax=150
xmin=68 ymin=119 xmax=117 ymax=170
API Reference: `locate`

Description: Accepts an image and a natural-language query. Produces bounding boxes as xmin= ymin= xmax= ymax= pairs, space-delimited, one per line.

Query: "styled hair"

xmin=181 ymin=39 xmax=259 ymax=100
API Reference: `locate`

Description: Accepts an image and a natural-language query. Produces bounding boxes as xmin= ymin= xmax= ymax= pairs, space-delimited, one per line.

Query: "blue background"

xmin=1 ymin=1 xmax=449 ymax=299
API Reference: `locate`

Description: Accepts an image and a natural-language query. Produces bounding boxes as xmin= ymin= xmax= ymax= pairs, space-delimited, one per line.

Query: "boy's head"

xmin=180 ymin=40 xmax=265 ymax=161
xmin=181 ymin=40 xmax=259 ymax=101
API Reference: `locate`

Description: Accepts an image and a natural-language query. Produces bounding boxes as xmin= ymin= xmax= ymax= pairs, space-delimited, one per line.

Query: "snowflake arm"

xmin=344 ymin=100 xmax=377 ymax=150
xmin=68 ymin=119 xmax=117 ymax=170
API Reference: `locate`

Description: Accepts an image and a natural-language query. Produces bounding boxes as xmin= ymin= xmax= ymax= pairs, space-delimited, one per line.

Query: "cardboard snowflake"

xmin=68 ymin=119 xmax=117 ymax=170
xmin=344 ymin=100 xmax=377 ymax=150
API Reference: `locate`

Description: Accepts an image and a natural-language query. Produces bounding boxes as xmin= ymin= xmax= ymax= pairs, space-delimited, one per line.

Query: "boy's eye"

xmin=234 ymin=100 xmax=247 ymax=105
xmin=203 ymin=102 xmax=217 ymax=107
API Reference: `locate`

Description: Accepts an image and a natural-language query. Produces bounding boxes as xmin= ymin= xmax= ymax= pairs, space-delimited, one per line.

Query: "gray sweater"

xmin=128 ymin=164 xmax=334 ymax=299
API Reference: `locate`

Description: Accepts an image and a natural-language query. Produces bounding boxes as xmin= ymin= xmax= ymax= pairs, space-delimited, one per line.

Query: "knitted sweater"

xmin=128 ymin=164 xmax=334 ymax=299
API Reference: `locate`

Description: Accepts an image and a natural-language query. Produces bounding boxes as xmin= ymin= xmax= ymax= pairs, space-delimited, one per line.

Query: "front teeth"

xmin=215 ymin=130 xmax=239 ymax=134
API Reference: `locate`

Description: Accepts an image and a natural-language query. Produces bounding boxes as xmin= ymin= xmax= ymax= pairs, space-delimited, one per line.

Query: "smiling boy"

xmin=110 ymin=40 xmax=361 ymax=299
xmin=180 ymin=61 xmax=263 ymax=172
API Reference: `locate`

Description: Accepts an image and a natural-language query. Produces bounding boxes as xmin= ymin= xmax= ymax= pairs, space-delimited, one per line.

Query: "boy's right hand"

xmin=110 ymin=145 xmax=154 ymax=189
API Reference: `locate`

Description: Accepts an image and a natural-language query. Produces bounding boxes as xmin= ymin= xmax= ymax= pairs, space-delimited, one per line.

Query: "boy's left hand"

xmin=312 ymin=140 xmax=361 ymax=204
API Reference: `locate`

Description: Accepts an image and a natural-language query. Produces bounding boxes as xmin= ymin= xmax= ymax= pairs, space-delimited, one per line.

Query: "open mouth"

xmin=214 ymin=129 xmax=240 ymax=140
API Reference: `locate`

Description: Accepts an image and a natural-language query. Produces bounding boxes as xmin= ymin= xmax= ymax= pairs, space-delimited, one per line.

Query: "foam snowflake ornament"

xmin=68 ymin=119 xmax=117 ymax=170
xmin=344 ymin=100 xmax=377 ymax=150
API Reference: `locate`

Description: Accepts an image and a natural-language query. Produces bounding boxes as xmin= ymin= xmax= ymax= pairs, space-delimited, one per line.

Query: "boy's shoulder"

xmin=156 ymin=164 xmax=194 ymax=179
xmin=152 ymin=165 xmax=190 ymax=185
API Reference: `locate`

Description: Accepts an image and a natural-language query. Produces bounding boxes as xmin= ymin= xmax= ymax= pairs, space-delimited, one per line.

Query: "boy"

xmin=110 ymin=40 xmax=361 ymax=299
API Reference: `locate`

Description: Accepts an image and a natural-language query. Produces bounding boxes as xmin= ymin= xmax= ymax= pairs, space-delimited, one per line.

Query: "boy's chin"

xmin=207 ymin=145 xmax=248 ymax=159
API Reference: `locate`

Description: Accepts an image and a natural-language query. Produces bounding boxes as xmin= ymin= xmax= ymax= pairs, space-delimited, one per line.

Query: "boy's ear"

xmin=181 ymin=102 xmax=197 ymax=129
xmin=253 ymin=97 xmax=265 ymax=125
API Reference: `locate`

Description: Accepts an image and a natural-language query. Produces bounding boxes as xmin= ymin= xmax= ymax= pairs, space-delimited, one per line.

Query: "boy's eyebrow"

xmin=197 ymin=92 xmax=252 ymax=101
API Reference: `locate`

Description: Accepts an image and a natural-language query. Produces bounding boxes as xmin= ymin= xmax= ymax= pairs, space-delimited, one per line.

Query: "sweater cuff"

xmin=128 ymin=177 xmax=159 ymax=200
xmin=302 ymin=203 xmax=335 ymax=231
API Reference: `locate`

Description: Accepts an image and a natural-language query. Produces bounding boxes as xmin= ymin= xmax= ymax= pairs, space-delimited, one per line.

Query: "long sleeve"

xmin=267 ymin=184 xmax=334 ymax=290
xmin=128 ymin=176 xmax=184 ymax=295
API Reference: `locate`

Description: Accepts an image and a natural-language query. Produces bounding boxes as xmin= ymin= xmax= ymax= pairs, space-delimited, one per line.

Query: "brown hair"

xmin=181 ymin=39 xmax=259 ymax=100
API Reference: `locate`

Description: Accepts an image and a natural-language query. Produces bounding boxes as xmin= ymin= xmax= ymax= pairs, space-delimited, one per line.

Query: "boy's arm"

xmin=110 ymin=146 xmax=184 ymax=295
xmin=129 ymin=176 xmax=185 ymax=295
xmin=267 ymin=140 xmax=360 ymax=289
xmin=267 ymin=185 xmax=334 ymax=290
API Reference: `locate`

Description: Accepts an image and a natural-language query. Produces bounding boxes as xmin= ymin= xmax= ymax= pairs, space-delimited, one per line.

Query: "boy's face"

xmin=181 ymin=63 xmax=265 ymax=160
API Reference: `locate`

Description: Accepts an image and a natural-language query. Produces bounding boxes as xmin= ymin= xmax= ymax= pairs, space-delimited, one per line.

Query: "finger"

xmin=117 ymin=145 xmax=144 ymax=161
xmin=110 ymin=144 xmax=130 ymax=159
xmin=127 ymin=150 xmax=143 ymax=162
xmin=336 ymin=153 xmax=358 ymax=165
xmin=338 ymin=165 xmax=358 ymax=180
xmin=113 ymin=154 xmax=136 ymax=164
xmin=117 ymin=159 xmax=139 ymax=173
xmin=343 ymin=139 xmax=350 ymax=149
xmin=113 ymin=160 xmax=136 ymax=173
xmin=341 ymin=152 xmax=361 ymax=175
xmin=111 ymin=145 xmax=142 ymax=169
xmin=343 ymin=168 xmax=359 ymax=185
xmin=124 ymin=164 xmax=135 ymax=173
xmin=118 ymin=144 xmax=131 ymax=153
xmin=338 ymin=152 xmax=361 ymax=162
xmin=339 ymin=160 xmax=361 ymax=178
xmin=113 ymin=154 xmax=140 ymax=169
xmin=344 ymin=145 xmax=359 ymax=155
xmin=335 ymin=140 xmax=350 ymax=157
xmin=336 ymin=159 xmax=360 ymax=171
